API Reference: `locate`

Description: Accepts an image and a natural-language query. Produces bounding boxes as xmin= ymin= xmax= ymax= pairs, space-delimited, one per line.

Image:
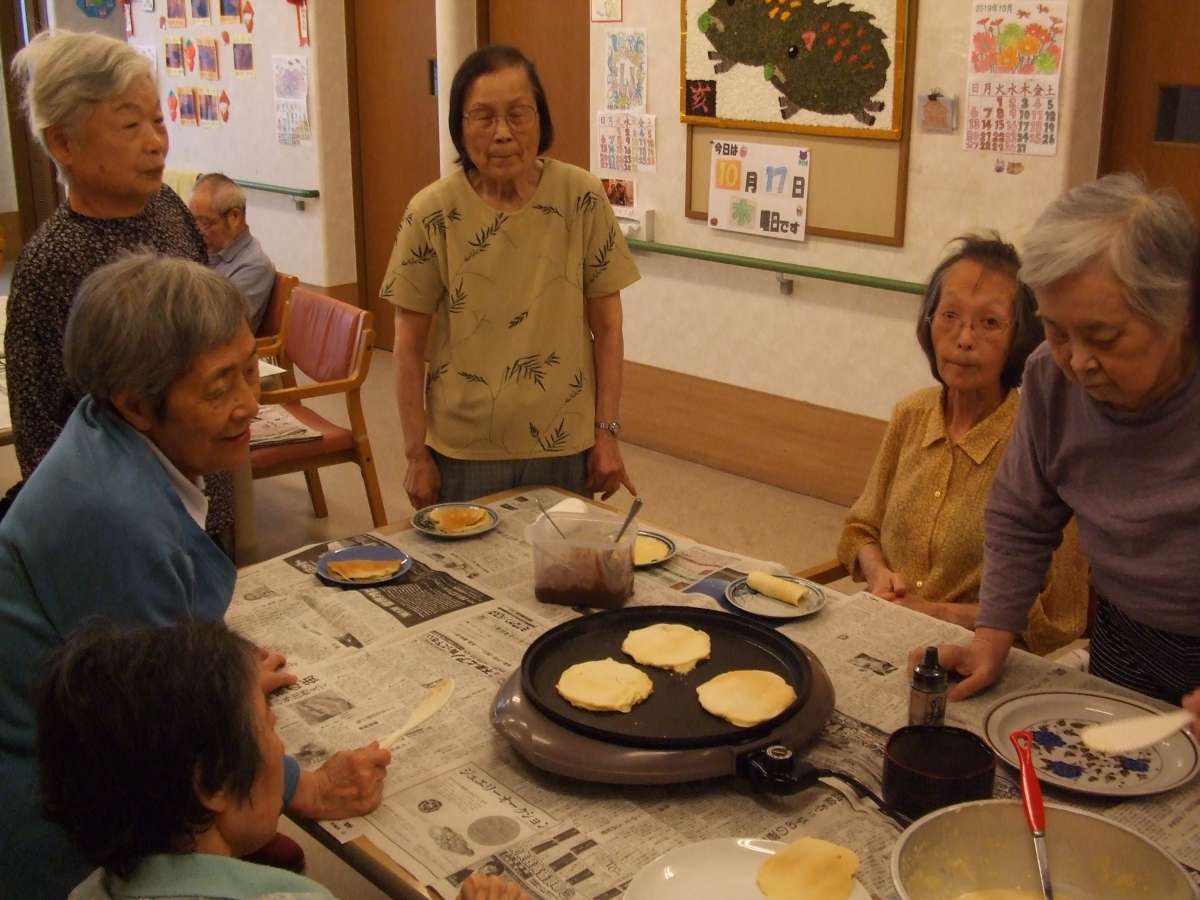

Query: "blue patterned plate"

xmin=411 ymin=503 xmax=499 ymax=539
xmin=982 ymin=689 xmax=1200 ymax=797
xmin=316 ymin=545 xmax=412 ymax=588
xmin=724 ymin=575 xmax=826 ymax=620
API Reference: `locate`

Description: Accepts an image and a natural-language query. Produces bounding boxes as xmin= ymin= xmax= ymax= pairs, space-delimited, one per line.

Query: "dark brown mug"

xmin=883 ymin=725 xmax=996 ymax=821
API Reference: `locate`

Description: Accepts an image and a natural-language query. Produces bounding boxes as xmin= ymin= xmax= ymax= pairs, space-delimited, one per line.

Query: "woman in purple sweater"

xmin=926 ymin=174 xmax=1200 ymax=721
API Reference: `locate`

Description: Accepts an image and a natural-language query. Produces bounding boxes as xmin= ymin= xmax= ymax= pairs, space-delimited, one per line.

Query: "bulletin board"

xmin=682 ymin=0 xmax=918 ymax=246
xmin=685 ymin=123 xmax=911 ymax=245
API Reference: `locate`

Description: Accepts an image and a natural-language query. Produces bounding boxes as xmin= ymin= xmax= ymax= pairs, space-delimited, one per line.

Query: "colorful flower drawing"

xmin=970 ymin=6 xmax=1064 ymax=77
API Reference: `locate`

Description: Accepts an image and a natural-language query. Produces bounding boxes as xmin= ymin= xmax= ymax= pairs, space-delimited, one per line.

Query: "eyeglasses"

xmin=927 ymin=308 xmax=1011 ymax=338
xmin=193 ymin=209 xmax=236 ymax=230
xmin=463 ymin=104 xmax=538 ymax=132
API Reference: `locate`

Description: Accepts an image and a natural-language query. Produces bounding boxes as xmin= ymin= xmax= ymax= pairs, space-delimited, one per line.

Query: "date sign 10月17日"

xmin=708 ymin=141 xmax=810 ymax=242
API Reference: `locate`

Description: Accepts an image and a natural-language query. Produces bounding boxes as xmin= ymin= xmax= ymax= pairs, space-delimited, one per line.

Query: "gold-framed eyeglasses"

xmin=927 ymin=308 xmax=1011 ymax=338
xmin=194 ymin=209 xmax=234 ymax=230
xmin=463 ymin=104 xmax=538 ymax=132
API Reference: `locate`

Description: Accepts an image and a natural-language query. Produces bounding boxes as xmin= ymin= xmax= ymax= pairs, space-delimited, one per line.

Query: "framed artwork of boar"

xmin=681 ymin=0 xmax=913 ymax=140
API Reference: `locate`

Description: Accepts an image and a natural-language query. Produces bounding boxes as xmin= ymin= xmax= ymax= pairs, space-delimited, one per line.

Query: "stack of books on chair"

xmin=250 ymin=405 xmax=321 ymax=448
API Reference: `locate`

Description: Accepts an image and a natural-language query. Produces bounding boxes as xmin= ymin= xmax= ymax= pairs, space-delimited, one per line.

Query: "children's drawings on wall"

xmin=592 ymin=0 xmax=622 ymax=23
xmin=165 ymin=0 xmax=186 ymax=28
xmin=178 ymin=87 xmax=198 ymax=126
xmin=682 ymin=0 xmax=910 ymax=140
xmin=76 ymin=0 xmax=117 ymax=18
xmin=163 ymin=37 xmax=184 ymax=76
xmin=197 ymin=38 xmax=220 ymax=80
xmin=601 ymin=177 xmax=636 ymax=213
xmin=707 ymin=140 xmax=810 ymax=242
xmin=219 ymin=0 xmax=241 ymax=24
xmin=964 ymin=1 xmax=1067 ymax=155
xmin=233 ymin=37 xmax=255 ymax=77
xmin=189 ymin=0 xmax=211 ymax=25
xmin=605 ymin=29 xmax=647 ymax=111
xmin=198 ymin=88 xmax=220 ymax=127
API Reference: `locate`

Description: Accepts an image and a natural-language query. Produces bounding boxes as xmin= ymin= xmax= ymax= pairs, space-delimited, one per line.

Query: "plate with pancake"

xmin=411 ymin=502 xmax=500 ymax=539
xmin=316 ymin=545 xmax=413 ymax=588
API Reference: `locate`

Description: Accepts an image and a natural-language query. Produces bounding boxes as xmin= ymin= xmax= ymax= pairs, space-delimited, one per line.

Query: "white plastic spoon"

xmin=380 ymin=677 xmax=455 ymax=750
xmin=1080 ymin=708 xmax=1196 ymax=755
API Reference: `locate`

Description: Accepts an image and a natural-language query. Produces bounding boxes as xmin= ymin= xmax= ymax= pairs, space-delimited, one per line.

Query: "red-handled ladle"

xmin=1011 ymin=730 xmax=1054 ymax=899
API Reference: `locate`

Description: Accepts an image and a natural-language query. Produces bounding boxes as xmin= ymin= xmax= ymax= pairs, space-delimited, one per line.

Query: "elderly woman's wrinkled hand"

xmin=290 ymin=741 xmax=392 ymax=820
xmin=1183 ymin=689 xmax=1200 ymax=741
xmin=256 ymin=646 xmax=297 ymax=695
xmin=457 ymin=873 xmax=530 ymax=900
xmin=405 ymin=450 xmax=442 ymax=510
xmin=587 ymin=439 xmax=636 ymax=501
xmin=867 ymin=567 xmax=908 ymax=601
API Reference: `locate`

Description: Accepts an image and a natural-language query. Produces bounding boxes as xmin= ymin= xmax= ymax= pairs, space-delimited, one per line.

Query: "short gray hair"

xmin=11 ymin=30 xmax=153 ymax=157
xmin=64 ymin=254 xmax=248 ymax=417
xmin=194 ymin=172 xmax=247 ymax=214
xmin=1020 ymin=173 xmax=1198 ymax=332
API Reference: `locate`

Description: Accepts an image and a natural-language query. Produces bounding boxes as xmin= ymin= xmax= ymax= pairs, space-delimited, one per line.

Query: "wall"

xmin=126 ymin=1 xmax=355 ymax=294
xmin=591 ymin=1 xmax=1113 ymax=421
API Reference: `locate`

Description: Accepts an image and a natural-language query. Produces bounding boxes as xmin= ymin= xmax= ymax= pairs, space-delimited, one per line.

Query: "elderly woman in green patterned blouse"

xmin=382 ymin=45 xmax=641 ymax=509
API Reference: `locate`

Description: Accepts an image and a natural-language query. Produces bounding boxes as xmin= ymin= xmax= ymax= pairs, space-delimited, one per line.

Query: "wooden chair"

xmin=251 ymin=288 xmax=387 ymax=528
xmin=255 ymin=271 xmax=299 ymax=351
xmin=796 ymin=559 xmax=849 ymax=585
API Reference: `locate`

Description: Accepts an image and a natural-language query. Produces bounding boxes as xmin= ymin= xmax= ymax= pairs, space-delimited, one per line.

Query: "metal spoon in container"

xmin=535 ymin=497 xmax=567 ymax=539
xmin=613 ymin=496 xmax=643 ymax=542
xmin=1011 ymin=729 xmax=1054 ymax=899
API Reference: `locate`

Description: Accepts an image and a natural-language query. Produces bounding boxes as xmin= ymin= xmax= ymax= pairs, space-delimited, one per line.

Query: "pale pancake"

xmin=747 ymin=571 xmax=811 ymax=607
xmin=621 ymin=623 xmax=711 ymax=674
xmin=556 ymin=658 xmax=653 ymax=713
xmin=326 ymin=559 xmax=403 ymax=581
xmin=430 ymin=505 xmax=488 ymax=533
xmin=757 ymin=837 xmax=860 ymax=900
xmin=633 ymin=534 xmax=670 ymax=566
xmin=696 ymin=670 xmax=797 ymax=728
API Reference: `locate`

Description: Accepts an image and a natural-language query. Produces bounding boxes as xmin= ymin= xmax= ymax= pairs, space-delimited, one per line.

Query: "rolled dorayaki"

xmin=747 ymin=571 xmax=810 ymax=606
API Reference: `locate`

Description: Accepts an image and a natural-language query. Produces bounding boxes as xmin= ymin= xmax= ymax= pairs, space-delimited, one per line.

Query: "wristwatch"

xmin=595 ymin=420 xmax=621 ymax=436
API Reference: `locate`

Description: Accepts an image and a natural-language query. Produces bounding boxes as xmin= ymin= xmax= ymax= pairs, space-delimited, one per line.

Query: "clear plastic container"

xmin=526 ymin=510 xmax=636 ymax=609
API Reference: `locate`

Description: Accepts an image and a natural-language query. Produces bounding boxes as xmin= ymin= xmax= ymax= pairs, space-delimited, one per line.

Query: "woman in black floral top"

xmin=7 ymin=31 xmax=233 ymax=542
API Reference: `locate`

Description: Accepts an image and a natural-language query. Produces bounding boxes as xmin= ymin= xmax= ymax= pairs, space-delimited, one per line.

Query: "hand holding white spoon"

xmin=1080 ymin=708 xmax=1197 ymax=755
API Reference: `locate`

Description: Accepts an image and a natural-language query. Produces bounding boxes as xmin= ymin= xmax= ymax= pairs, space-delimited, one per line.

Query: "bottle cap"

xmin=913 ymin=646 xmax=948 ymax=691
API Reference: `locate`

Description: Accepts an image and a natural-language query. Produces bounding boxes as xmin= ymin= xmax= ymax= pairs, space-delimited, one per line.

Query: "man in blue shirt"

xmin=190 ymin=172 xmax=278 ymax=332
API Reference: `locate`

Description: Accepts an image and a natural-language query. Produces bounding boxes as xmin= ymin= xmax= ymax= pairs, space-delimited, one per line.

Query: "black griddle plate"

xmin=521 ymin=605 xmax=812 ymax=750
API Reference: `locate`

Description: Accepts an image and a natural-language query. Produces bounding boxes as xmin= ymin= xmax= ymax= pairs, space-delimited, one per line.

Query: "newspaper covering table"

xmin=227 ymin=488 xmax=1200 ymax=899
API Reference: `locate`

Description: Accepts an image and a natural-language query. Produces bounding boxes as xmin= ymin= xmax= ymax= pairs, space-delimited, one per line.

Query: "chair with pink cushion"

xmin=251 ymin=288 xmax=387 ymax=528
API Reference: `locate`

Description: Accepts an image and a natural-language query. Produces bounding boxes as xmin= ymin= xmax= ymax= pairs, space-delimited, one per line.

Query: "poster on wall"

xmin=601 ymin=177 xmax=636 ymax=215
xmin=707 ymin=139 xmax=810 ymax=242
xmin=596 ymin=111 xmax=656 ymax=173
xmin=681 ymin=0 xmax=910 ymax=140
xmin=273 ymin=55 xmax=311 ymax=145
xmin=197 ymin=38 xmax=220 ymax=80
xmin=219 ymin=0 xmax=241 ymax=24
xmin=591 ymin=0 xmax=621 ymax=23
xmin=189 ymin=0 xmax=212 ymax=25
xmin=165 ymin=0 xmax=186 ymax=28
xmin=198 ymin=88 xmax=220 ymax=127
xmin=163 ymin=38 xmax=184 ymax=77
xmin=232 ymin=37 xmax=255 ymax=77
xmin=964 ymin=0 xmax=1067 ymax=155
xmin=75 ymin=0 xmax=117 ymax=18
xmin=605 ymin=29 xmax=646 ymax=111
xmin=177 ymin=88 xmax=198 ymax=126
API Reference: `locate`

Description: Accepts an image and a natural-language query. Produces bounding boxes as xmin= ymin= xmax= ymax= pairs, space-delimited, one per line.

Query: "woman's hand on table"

xmin=909 ymin=627 xmax=1015 ymax=701
xmin=289 ymin=741 xmax=393 ymax=819
xmin=866 ymin=566 xmax=908 ymax=601
xmin=587 ymin=435 xmax=636 ymax=501
xmin=256 ymin=647 xmax=298 ymax=695
xmin=457 ymin=873 xmax=530 ymax=900
xmin=1183 ymin=688 xmax=1200 ymax=741
xmin=405 ymin=448 xmax=441 ymax=510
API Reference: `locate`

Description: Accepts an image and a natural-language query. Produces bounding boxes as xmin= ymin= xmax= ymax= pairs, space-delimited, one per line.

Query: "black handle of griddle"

xmin=739 ymin=744 xmax=912 ymax=828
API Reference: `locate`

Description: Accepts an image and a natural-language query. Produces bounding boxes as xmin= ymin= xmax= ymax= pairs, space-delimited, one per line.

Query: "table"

xmin=227 ymin=487 xmax=1200 ymax=900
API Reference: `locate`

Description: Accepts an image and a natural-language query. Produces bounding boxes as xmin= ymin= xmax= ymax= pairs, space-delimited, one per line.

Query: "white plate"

xmin=982 ymin=689 xmax=1200 ymax=797
xmin=624 ymin=838 xmax=870 ymax=900
xmin=725 ymin=575 xmax=827 ymax=620
xmin=410 ymin=502 xmax=500 ymax=539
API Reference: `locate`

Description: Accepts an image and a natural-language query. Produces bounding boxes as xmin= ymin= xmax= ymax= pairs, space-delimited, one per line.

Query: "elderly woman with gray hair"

xmin=925 ymin=174 xmax=1200 ymax=716
xmin=5 ymin=29 xmax=232 ymax=542
xmin=0 ymin=256 xmax=391 ymax=899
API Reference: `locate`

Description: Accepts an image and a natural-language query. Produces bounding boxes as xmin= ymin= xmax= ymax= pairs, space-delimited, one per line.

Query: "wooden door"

xmin=483 ymin=0 xmax=590 ymax=170
xmin=1100 ymin=1 xmax=1200 ymax=217
xmin=349 ymin=0 xmax=441 ymax=349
